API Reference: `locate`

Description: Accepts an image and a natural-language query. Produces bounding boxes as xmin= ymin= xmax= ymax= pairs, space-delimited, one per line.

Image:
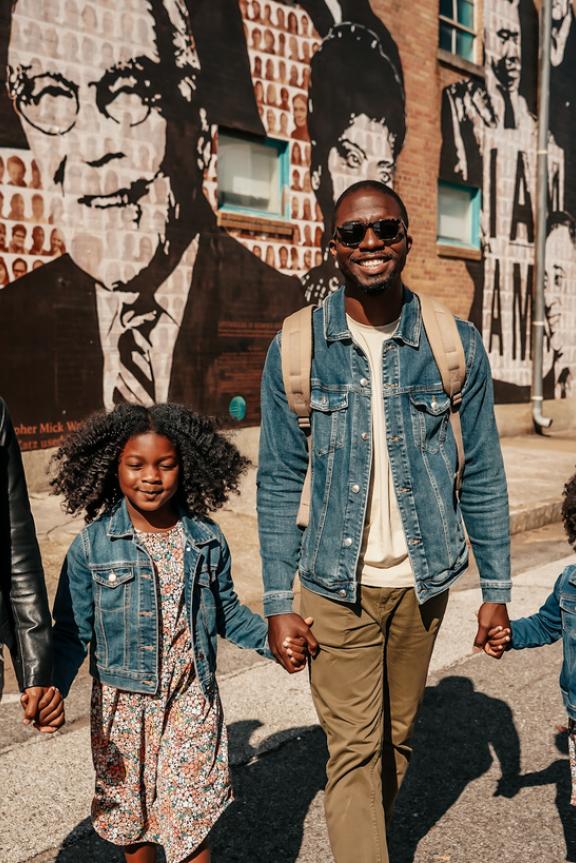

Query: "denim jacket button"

xmin=360 ymin=377 xmax=369 ymax=387
xmin=343 ymin=537 xmax=353 ymax=547
xmin=108 ymin=572 xmax=117 ymax=583
xmin=361 ymin=432 xmax=369 ymax=441
xmin=338 ymin=589 xmax=347 ymax=598
xmin=351 ymin=484 xmax=360 ymax=493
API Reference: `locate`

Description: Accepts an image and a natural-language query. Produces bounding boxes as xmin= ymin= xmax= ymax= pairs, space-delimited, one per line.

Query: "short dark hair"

xmin=334 ymin=180 xmax=409 ymax=229
xmin=547 ymin=210 xmax=576 ymax=243
xmin=563 ymin=471 xmax=576 ymax=548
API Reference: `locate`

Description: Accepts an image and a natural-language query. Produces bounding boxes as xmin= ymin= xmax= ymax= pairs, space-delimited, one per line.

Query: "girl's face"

xmin=118 ymin=432 xmax=180 ymax=530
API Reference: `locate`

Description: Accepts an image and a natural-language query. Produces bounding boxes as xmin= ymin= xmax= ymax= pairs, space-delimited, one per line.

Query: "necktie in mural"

xmin=499 ymin=87 xmax=516 ymax=130
xmin=112 ymin=298 xmax=163 ymax=406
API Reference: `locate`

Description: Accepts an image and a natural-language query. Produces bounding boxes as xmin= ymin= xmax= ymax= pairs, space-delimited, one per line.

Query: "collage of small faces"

xmin=231 ymin=0 xmax=326 ymax=276
xmin=0 ymin=151 xmax=65 ymax=288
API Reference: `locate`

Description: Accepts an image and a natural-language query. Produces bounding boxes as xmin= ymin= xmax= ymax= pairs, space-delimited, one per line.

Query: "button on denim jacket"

xmin=511 ymin=564 xmax=576 ymax=719
xmin=257 ymin=287 xmax=511 ymax=615
xmin=53 ymin=500 xmax=271 ymax=699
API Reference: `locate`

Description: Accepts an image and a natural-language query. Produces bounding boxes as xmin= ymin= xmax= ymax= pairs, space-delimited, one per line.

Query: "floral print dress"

xmin=90 ymin=524 xmax=232 ymax=861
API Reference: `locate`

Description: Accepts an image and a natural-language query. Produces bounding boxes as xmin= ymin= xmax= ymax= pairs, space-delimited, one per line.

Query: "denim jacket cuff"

xmin=480 ymin=583 xmax=512 ymax=603
xmin=263 ymin=590 xmax=295 ymax=617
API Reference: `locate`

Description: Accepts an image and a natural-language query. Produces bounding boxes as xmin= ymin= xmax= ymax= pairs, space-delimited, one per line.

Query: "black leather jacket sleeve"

xmin=0 ymin=399 xmax=52 ymax=690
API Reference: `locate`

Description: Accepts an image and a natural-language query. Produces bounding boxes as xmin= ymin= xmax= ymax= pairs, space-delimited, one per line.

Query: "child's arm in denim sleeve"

xmin=213 ymin=534 xmax=273 ymax=660
xmin=510 ymin=573 xmax=563 ymax=649
xmin=52 ymin=532 xmax=94 ymax=697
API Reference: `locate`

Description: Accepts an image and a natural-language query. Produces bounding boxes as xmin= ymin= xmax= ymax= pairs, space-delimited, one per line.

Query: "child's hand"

xmin=282 ymin=616 xmax=314 ymax=672
xmin=484 ymin=625 xmax=511 ymax=659
xmin=21 ymin=686 xmax=65 ymax=734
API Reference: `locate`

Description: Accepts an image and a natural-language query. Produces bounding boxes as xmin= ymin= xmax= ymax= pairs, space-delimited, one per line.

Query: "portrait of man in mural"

xmin=0 ymin=0 xmax=303 ymax=439
xmin=440 ymin=0 xmax=564 ymax=401
xmin=302 ymin=21 xmax=406 ymax=303
xmin=543 ymin=211 xmax=576 ymax=399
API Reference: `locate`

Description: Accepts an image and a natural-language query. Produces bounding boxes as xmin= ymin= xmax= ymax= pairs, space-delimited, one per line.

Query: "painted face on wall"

xmin=485 ymin=0 xmax=521 ymax=93
xmin=7 ymin=0 xmax=197 ymax=285
xmin=327 ymin=113 xmax=396 ymax=202
xmin=544 ymin=223 xmax=575 ymax=366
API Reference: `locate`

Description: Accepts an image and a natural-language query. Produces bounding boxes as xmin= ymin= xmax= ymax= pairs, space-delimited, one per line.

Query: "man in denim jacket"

xmin=257 ymin=181 xmax=511 ymax=863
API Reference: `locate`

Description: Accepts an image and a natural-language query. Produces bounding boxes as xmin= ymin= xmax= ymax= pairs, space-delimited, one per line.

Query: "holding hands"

xmin=268 ymin=613 xmax=319 ymax=673
xmin=20 ymin=686 xmax=65 ymax=733
xmin=484 ymin=625 xmax=512 ymax=659
xmin=473 ymin=602 xmax=510 ymax=659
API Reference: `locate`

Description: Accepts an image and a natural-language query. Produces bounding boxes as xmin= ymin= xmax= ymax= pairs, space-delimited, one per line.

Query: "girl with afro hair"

xmin=487 ymin=470 xmax=576 ymax=805
xmin=50 ymin=403 xmax=309 ymax=863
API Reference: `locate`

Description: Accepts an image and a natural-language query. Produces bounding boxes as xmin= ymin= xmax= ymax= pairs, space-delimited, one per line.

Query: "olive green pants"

xmin=300 ymin=584 xmax=448 ymax=863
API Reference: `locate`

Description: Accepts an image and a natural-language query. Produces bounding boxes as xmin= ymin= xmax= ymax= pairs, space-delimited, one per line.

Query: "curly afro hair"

xmin=50 ymin=404 xmax=249 ymax=523
xmin=562 ymin=470 xmax=576 ymax=548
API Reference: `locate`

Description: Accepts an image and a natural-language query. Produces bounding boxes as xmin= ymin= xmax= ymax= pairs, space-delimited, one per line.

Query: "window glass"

xmin=456 ymin=29 xmax=474 ymax=61
xmin=439 ymin=0 xmax=475 ymax=61
xmin=439 ymin=21 xmax=453 ymax=52
xmin=218 ymin=131 xmax=287 ymax=217
xmin=457 ymin=0 xmax=474 ymax=28
xmin=437 ymin=181 xmax=480 ymax=247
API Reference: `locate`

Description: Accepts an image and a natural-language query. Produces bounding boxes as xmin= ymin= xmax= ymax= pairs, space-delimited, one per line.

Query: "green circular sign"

xmin=229 ymin=395 xmax=247 ymax=421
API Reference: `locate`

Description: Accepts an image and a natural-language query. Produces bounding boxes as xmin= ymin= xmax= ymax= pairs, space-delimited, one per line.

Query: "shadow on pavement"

xmin=211 ymin=720 xmax=327 ymax=861
xmin=510 ymin=730 xmax=576 ymax=862
xmin=53 ymin=720 xmax=327 ymax=862
xmin=389 ymin=676 xmax=521 ymax=863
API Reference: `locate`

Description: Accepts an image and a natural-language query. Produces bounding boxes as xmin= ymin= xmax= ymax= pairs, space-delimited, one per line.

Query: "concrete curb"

xmin=509 ymin=499 xmax=563 ymax=535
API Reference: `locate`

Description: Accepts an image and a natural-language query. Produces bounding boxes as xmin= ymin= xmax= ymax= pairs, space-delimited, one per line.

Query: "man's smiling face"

xmin=329 ymin=187 xmax=412 ymax=295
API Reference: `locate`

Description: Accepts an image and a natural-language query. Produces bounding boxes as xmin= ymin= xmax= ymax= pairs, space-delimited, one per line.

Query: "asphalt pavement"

xmin=1 ymin=430 xmax=575 ymax=862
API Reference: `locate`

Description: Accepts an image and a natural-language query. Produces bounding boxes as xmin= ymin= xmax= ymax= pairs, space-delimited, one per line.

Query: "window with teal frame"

xmin=217 ymin=129 xmax=289 ymax=220
xmin=439 ymin=0 xmax=476 ymax=62
xmin=437 ymin=180 xmax=481 ymax=248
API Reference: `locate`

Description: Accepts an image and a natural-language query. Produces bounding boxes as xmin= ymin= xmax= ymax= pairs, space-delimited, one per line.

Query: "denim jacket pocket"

xmin=409 ymin=391 xmax=451 ymax=454
xmin=91 ymin=564 xmax=136 ymax=669
xmin=560 ymin=593 xmax=576 ymax=631
xmin=310 ymin=385 xmax=348 ymax=455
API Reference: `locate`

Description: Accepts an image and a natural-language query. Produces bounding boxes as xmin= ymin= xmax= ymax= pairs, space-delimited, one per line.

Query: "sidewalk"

xmin=1 ymin=552 xmax=573 ymax=862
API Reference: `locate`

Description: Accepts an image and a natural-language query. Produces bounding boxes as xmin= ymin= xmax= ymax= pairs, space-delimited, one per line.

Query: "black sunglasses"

xmin=334 ymin=218 xmax=406 ymax=247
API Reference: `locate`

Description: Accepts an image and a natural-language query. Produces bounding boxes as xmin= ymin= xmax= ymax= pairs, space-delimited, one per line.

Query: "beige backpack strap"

xmin=281 ymin=304 xmax=314 ymax=527
xmin=417 ymin=293 xmax=467 ymax=494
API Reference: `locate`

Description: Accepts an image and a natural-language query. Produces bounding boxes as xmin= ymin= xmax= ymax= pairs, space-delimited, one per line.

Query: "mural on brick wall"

xmin=0 ymin=0 xmax=307 ymax=448
xmin=440 ymin=0 xmax=576 ymax=401
xmin=0 ymin=0 xmax=408 ymax=449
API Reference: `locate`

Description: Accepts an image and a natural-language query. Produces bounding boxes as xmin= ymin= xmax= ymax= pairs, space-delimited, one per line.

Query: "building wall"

xmin=0 ymin=0 xmax=574 ymax=452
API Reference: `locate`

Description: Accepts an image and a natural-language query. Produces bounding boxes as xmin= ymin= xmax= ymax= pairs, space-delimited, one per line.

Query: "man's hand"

xmin=268 ymin=613 xmax=319 ymax=673
xmin=473 ymin=603 xmax=510 ymax=657
xmin=21 ymin=686 xmax=65 ymax=733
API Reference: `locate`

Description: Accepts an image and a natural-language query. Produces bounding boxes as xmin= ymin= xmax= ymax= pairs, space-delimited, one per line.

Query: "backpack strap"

xmin=417 ymin=293 xmax=467 ymax=494
xmin=281 ymin=304 xmax=314 ymax=527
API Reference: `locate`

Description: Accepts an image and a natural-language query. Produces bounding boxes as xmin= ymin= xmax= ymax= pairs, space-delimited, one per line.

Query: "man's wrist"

xmin=263 ymin=590 xmax=294 ymax=617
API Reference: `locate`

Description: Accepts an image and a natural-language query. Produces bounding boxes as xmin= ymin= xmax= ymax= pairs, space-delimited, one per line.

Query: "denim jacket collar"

xmin=322 ymin=285 xmax=422 ymax=348
xmin=106 ymin=498 xmax=217 ymax=547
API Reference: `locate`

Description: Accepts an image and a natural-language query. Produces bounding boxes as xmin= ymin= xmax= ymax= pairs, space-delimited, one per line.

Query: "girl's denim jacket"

xmin=52 ymin=500 xmax=271 ymax=700
xmin=511 ymin=563 xmax=576 ymax=719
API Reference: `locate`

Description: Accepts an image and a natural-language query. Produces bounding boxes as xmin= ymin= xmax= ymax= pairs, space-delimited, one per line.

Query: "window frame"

xmin=436 ymin=179 xmax=481 ymax=250
xmin=216 ymin=128 xmax=290 ymax=222
xmin=439 ymin=0 xmax=477 ymax=62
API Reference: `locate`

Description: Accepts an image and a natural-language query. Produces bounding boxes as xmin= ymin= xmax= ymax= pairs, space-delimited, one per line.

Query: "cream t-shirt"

xmin=347 ymin=314 xmax=414 ymax=589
